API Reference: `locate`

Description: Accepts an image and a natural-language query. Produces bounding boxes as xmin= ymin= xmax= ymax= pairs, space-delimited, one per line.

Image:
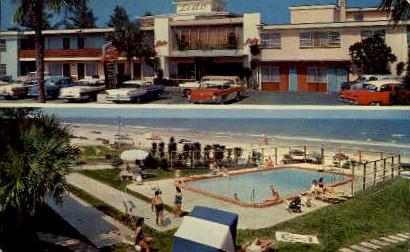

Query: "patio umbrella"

xmin=120 ymin=149 xmax=149 ymax=162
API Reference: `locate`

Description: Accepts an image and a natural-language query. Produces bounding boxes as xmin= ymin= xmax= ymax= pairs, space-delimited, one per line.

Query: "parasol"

xmin=120 ymin=149 xmax=149 ymax=162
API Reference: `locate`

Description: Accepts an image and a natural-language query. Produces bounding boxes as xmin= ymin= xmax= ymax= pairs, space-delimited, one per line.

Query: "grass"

xmin=236 ymin=178 xmax=410 ymax=252
xmin=77 ymin=168 xmax=211 ymax=212
xmin=80 ymin=145 xmax=121 ymax=163
xmin=67 ymin=185 xmax=176 ymax=252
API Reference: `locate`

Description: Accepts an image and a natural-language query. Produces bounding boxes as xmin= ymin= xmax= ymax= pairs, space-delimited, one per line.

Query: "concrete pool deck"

xmin=127 ymin=176 xmax=340 ymax=230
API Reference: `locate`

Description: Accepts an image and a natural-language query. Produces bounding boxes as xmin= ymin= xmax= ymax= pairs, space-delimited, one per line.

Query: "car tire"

xmin=135 ymin=97 xmax=142 ymax=103
xmin=218 ymin=96 xmax=225 ymax=104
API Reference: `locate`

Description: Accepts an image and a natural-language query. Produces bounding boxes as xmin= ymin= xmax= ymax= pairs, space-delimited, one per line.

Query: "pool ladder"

xmin=250 ymin=188 xmax=256 ymax=203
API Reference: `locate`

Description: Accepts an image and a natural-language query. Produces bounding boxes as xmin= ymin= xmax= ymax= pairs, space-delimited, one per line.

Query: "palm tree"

xmin=379 ymin=0 xmax=410 ymax=21
xmin=0 ymin=108 xmax=78 ymax=229
xmin=107 ymin=7 xmax=156 ymax=80
xmin=65 ymin=0 xmax=97 ymax=29
xmin=12 ymin=0 xmax=75 ymax=103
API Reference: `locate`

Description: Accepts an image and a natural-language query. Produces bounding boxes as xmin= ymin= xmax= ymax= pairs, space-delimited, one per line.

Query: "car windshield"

xmin=363 ymin=84 xmax=377 ymax=91
xmin=118 ymin=84 xmax=144 ymax=89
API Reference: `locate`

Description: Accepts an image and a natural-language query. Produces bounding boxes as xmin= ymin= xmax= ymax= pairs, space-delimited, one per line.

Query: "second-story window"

xmin=300 ymin=32 xmax=341 ymax=48
xmin=260 ymin=32 xmax=281 ymax=49
xmin=0 ymin=40 xmax=6 ymax=52
xmin=78 ymin=37 xmax=85 ymax=49
xmin=354 ymin=13 xmax=364 ymax=22
xmin=261 ymin=66 xmax=280 ymax=82
xmin=63 ymin=38 xmax=70 ymax=50
xmin=361 ymin=30 xmax=385 ymax=40
xmin=0 ymin=64 xmax=6 ymax=75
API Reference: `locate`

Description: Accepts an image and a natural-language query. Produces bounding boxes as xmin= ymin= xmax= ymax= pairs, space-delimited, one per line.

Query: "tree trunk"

xmin=128 ymin=59 xmax=132 ymax=80
xmin=34 ymin=1 xmax=46 ymax=103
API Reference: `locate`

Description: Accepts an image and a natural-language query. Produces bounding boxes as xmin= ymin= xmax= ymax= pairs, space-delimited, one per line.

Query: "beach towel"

xmin=275 ymin=231 xmax=319 ymax=244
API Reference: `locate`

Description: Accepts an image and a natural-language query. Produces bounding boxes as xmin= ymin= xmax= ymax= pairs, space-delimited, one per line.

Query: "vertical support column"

xmin=351 ymin=164 xmax=355 ymax=196
xmin=373 ymin=162 xmax=377 ymax=186
xmin=398 ymin=154 xmax=401 ymax=176
xmin=363 ymin=163 xmax=367 ymax=191
xmin=383 ymin=158 xmax=386 ymax=182
xmin=391 ymin=156 xmax=395 ymax=179
xmin=275 ymin=147 xmax=278 ymax=165
xmin=358 ymin=151 xmax=362 ymax=163
xmin=303 ymin=146 xmax=307 ymax=162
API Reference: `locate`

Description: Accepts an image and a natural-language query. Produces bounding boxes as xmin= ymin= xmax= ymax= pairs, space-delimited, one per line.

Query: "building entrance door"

xmin=289 ymin=67 xmax=298 ymax=92
xmin=63 ymin=64 xmax=71 ymax=77
xmin=77 ymin=63 xmax=85 ymax=80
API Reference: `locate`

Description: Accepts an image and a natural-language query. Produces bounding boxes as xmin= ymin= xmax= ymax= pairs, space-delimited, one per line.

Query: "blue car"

xmin=105 ymin=81 xmax=164 ymax=103
xmin=27 ymin=76 xmax=75 ymax=99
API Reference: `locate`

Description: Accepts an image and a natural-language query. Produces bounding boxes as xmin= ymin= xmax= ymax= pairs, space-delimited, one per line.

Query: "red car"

xmin=339 ymin=80 xmax=405 ymax=105
xmin=188 ymin=80 xmax=243 ymax=104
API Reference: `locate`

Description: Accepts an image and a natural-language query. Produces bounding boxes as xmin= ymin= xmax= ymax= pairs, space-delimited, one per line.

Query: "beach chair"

xmin=301 ymin=195 xmax=313 ymax=208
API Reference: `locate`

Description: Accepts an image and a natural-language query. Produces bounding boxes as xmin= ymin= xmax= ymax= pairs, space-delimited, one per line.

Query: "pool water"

xmin=186 ymin=168 xmax=347 ymax=203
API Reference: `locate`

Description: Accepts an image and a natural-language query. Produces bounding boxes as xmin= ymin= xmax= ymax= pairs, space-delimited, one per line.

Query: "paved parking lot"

xmin=0 ymin=87 xmax=348 ymax=106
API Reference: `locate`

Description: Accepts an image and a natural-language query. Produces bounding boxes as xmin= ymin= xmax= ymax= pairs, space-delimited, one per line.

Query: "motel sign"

xmin=175 ymin=0 xmax=225 ymax=14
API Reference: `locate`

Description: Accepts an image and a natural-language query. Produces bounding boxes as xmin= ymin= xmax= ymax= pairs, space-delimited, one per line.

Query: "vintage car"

xmin=78 ymin=75 xmax=104 ymax=85
xmin=104 ymin=81 xmax=164 ymax=103
xmin=59 ymin=79 xmax=106 ymax=102
xmin=0 ymin=80 xmax=29 ymax=99
xmin=179 ymin=75 xmax=245 ymax=96
xmin=339 ymin=80 xmax=405 ymax=105
xmin=188 ymin=80 xmax=242 ymax=104
xmin=27 ymin=76 xmax=75 ymax=99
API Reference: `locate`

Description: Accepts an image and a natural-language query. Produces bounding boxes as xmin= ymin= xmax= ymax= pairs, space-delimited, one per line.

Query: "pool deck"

xmin=127 ymin=165 xmax=352 ymax=229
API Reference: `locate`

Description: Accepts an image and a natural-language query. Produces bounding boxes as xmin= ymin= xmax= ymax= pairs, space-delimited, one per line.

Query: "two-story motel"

xmin=0 ymin=0 xmax=408 ymax=92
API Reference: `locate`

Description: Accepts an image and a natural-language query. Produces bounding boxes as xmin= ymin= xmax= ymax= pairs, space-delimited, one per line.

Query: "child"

xmin=151 ymin=190 xmax=164 ymax=226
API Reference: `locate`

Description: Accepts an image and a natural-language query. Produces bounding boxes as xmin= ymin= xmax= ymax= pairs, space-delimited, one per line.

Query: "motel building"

xmin=0 ymin=0 xmax=408 ymax=93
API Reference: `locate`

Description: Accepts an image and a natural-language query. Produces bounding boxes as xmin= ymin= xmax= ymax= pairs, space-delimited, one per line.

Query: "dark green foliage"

xmin=379 ymin=0 xmax=410 ymax=22
xmin=64 ymin=0 xmax=97 ymax=29
xmin=349 ymin=35 xmax=397 ymax=74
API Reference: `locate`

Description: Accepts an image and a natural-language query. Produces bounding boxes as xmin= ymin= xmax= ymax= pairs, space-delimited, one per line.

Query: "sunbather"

xmin=287 ymin=196 xmax=302 ymax=213
xmin=309 ymin=179 xmax=320 ymax=195
xmin=134 ymin=218 xmax=153 ymax=252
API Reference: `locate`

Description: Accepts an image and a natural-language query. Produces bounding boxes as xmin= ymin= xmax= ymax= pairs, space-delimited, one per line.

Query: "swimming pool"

xmin=183 ymin=168 xmax=351 ymax=207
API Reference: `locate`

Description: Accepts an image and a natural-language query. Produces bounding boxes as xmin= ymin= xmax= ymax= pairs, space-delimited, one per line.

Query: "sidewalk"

xmin=47 ymin=193 xmax=134 ymax=248
xmin=67 ymin=173 xmax=182 ymax=231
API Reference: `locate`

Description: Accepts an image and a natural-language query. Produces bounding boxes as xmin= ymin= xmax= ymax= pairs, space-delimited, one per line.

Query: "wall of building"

xmin=346 ymin=10 xmax=390 ymax=22
xmin=290 ymin=6 xmax=338 ymax=24
xmin=0 ymin=36 xmax=19 ymax=78
xmin=44 ymin=34 xmax=106 ymax=50
xmin=386 ymin=27 xmax=409 ymax=74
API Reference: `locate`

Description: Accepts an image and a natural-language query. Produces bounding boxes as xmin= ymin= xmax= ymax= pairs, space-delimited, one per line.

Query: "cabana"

xmin=172 ymin=206 xmax=238 ymax=252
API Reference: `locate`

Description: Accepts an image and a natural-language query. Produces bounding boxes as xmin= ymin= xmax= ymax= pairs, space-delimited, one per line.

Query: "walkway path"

xmin=338 ymin=232 xmax=409 ymax=252
xmin=47 ymin=193 xmax=134 ymax=249
xmin=67 ymin=173 xmax=182 ymax=231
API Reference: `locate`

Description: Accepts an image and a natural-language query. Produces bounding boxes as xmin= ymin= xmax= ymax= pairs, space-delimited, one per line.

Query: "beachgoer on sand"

xmin=151 ymin=190 xmax=164 ymax=226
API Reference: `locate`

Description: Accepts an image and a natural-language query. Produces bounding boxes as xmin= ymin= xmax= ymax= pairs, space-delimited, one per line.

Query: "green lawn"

xmin=79 ymin=145 xmax=121 ymax=163
xmin=74 ymin=170 xmax=409 ymax=252
xmin=237 ymin=178 xmax=410 ymax=252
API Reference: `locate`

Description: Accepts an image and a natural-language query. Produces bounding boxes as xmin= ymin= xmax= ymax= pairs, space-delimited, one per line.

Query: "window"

xmin=85 ymin=63 xmax=98 ymax=76
xmin=354 ymin=14 xmax=364 ymax=22
xmin=361 ymin=30 xmax=385 ymax=40
xmin=63 ymin=38 xmax=70 ymax=50
xmin=261 ymin=67 xmax=280 ymax=82
xmin=0 ymin=40 xmax=6 ymax=52
xmin=177 ymin=63 xmax=195 ymax=80
xmin=48 ymin=64 xmax=63 ymax=76
xmin=307 ymin=67 xmax=327 ymax=83
xmin=143 ymin=64 xmax=155 ymax=77
xmin=260 ymin=33 xmax=281 ymax=48
xmin=0 ymin=64 xmax=6 ymax=75
xmin=77 ymin=37 xmax=85 ymax=49
xmin=299 ymin=32 xmax=341 ymax=48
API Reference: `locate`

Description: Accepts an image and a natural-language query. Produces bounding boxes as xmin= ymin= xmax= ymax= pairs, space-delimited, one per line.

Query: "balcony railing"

xmin=19 ymin=48 xmax=102 ymax=58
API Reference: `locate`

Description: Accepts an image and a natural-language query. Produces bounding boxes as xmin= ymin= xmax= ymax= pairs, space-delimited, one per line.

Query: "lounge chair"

xmin=301 ymin=195 xmax=313 ymax=208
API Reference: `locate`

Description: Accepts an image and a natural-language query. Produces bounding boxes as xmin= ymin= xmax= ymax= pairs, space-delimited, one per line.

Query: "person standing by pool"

xmin=270 ymin=185 xmax=280 ymax=200
xmin=310 ymin=179 xmax=320 ymax=195
xmin=173 ymin=187 xmax=183 ymax=218
xmin=151 ymin=190 xmax=164 ymax=226
xmin=318 ymin=177 xmax=325 ymax=193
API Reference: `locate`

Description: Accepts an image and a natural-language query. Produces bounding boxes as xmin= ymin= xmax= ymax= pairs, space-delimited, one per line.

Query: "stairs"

xmin=338 ymin=232 xmax=409 ymax=252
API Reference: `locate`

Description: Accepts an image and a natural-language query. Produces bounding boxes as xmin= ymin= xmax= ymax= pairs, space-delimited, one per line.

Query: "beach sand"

xmin=66 ymin=122 xmax=406 ymax=168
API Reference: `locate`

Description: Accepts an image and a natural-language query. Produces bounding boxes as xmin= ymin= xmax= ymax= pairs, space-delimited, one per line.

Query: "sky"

xmin=42 ymin=107 xmax=410 ymax=120
xmin=0 ymin=0 xmax=380 ymax=31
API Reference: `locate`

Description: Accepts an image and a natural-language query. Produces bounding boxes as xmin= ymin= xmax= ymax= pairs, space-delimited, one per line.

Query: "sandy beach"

xmin=66 ymin=122 xmax=407 ymax=166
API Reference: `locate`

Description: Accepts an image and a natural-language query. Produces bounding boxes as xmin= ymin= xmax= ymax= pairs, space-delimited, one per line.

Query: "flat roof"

xmin=289 ymin=4 xmax=337 ymax=11
xmin=262 ymin=20 xmax=408 ymax=30
xmin=0 ymin=27 xmax=114 ymax=36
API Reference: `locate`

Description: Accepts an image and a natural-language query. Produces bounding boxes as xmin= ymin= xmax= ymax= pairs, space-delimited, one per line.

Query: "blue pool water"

xmin=186 ymin=168 xmax=347 ymax=203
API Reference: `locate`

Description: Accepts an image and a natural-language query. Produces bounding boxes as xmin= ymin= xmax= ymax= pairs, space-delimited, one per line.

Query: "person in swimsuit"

xmin=134 ymin=218 xmax=153 ymax=252
xmin=318 ymin=177 xmax=325 ymax=194
xmin=173 ymin=187 xmax=183 ymax=218
xmin=270 ymin=185 xmax=280 ymax=200
xmin=151 ymin=190 xmax=164 ymax=226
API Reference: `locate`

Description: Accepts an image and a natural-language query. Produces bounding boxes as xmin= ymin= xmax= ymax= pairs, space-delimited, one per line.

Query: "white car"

xmin=0 ymin=80 xmax=28 ymax=99
xmin=78 ymin=76 xmax=104 ymax=85
xmin=179 ymin=75 xmax=245 ymax=96
xmin=59 ymin=82 xmax=106 ymax=102
xmin=104 ymin=81 xmax=164 ymax=103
